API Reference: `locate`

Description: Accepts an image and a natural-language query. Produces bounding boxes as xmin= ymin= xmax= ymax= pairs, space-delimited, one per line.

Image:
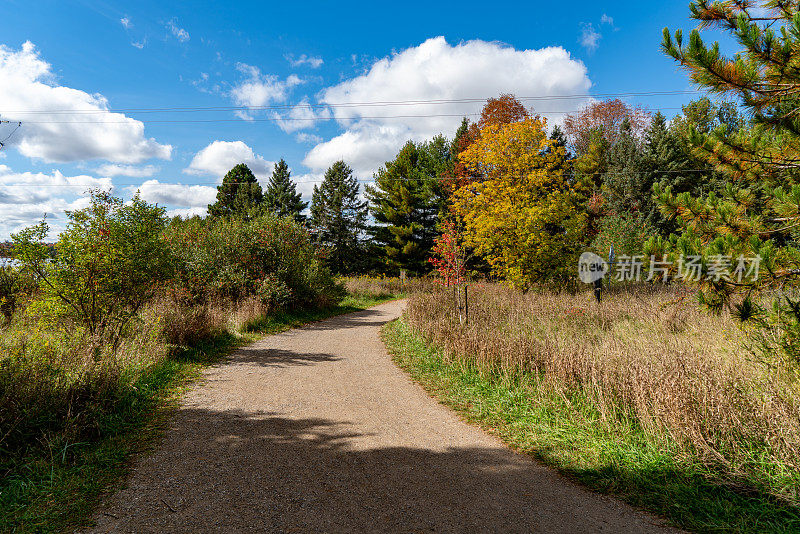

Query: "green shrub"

xmin=0 ymin=266 xmax=36 ymax=321
xmin=12 ymin=191 xmax=173 ymax=350
xmin=257 ymin=275 xmax=292 ymax=311
xmin=165 ymin=213 xmax=343 ymax=309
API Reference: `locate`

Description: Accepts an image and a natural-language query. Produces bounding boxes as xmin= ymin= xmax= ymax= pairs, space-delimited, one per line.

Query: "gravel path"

xmin=90 ymin=300 xmax=678 ymax=533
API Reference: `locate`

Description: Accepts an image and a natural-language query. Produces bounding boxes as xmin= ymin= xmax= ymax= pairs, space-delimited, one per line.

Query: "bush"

xmin=12 ymin=191 xmax=173 ymax=350
xmin=0 ymin=266 xmax=36 ymax=322
xmin=165 ymin=213 xmax=343 ymax=309
xmin=158 ymin=303 xmax=219 ymax=348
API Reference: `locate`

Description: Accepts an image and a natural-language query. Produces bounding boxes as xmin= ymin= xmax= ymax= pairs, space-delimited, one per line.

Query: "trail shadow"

xmin=297 ymin=308 xmax=395 ymax=331
xmin=91 ymin=409 xmax=675 ymax=534
xmin=230 ymin=347 xmax=341 ymax=367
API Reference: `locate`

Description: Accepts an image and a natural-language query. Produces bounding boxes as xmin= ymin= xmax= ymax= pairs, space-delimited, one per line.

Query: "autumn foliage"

xmin=477 ymin=93 xmax=530 ymax=128
xmin=428 ymin=219 xmax=467 ymax=287
xmin=450 ymin=115 xmax=588 ymax=289
xmin=563 ymin=99 xmax=650 ymax=155
xmin=442 ymin=93 xmax=533 ymax=194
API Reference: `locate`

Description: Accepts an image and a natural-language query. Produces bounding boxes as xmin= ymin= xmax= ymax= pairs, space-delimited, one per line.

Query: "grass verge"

xmin=384 ymin=318 xmax=800 ymax=533
xmin=0 ymin=294 xmax=396 ymax=533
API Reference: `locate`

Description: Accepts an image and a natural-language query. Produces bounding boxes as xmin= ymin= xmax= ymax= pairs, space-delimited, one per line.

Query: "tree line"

xmin=206 ymin=93 xmax=741 ymax=285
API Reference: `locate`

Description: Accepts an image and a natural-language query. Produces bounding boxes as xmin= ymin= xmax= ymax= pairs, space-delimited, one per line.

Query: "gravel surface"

xmin=89 ymin=300 xmax=679 ymax=533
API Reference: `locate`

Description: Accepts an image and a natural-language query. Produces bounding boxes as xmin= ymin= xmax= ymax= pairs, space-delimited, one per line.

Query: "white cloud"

xmin=580 ymin=23 xmax=601 ymax=52
xmin=166 ymin=19 xmax=190 ymax=43
xmin=167 ymin=206 xmax=207 ymax=219
xmin=304 ymin=124 xmax=413 ymax=177
xmin=120 ymin=17 xmax=132 ymax=29
xmin=229 ymin=63 xmax=303 ymax=108
xmin=274 ymin=98 xmax=331 ymax=133
xmin=95 ymin=164 xmax=159 ymax=178
xmin=303 ymin=36 xmax=591 ymax=176
xmin=0 ymin=165 xmax=113 ymax=239
xmin=130 ymin=180 xmax=217 ymax=208
xmin=131 ymin=39 xmax=146 ymax=49
xmin=600 ymin=14 xmax=614 ymax=26
xmin=184 ymin=140 xmax=274 ymax=181
xmin=286 ymin=54 xmax=323 ymax=68
xmin=295 ymin=132 xmax=322 ymax=144
xmin=292 ymin=172 xmax=323 ymax=202
xmin=0 ymin=42 xmax=171 ymax=163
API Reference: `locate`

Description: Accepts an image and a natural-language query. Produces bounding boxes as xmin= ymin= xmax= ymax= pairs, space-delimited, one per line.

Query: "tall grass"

xmin=342 ymin=275 xmax=439 ymax=300
xmin=403 ymin=283 xmax=800 ymax=506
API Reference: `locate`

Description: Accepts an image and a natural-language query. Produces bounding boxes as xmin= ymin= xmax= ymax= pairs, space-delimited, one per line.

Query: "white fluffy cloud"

xmin=230 ymin=63 xmax=302 ymax=108
xmin=274 ymin=99 xmax=332 ymax=133
xmin=295 ymin=132 xmax=322 ymax=144
xmin=184 ymin=140 xmax=274 ymax=181
xmin=0 ymin=164 xmax=112 ymax=239
xmin=0 ymin=42 xmax=172 ymax=163
xmin=95 ymin=164 xmax=159 ymax=178
xmin=303 ymin=37 xmax=591 ymax=176
xmin=166 ymin=206 xmax=207 ymax=219
xmin=292 ymin=172 xmax=323 ymax=202
xmin=304 ymin=124 xmax=413 ymax=177
xmin=130 ymin=180 xmax=217 ymax=208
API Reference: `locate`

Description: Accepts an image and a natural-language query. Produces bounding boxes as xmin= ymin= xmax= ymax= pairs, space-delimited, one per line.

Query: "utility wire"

xmin=12 ymin=107 xmax=686 ymax=125
xmin=0 ymin=90 xmax=701 ymax=116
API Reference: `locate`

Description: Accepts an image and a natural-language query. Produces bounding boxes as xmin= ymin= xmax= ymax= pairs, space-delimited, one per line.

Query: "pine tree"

xmin=603 ymin=119 xmax=652 ymax=219
xmin=208 ymin=163 xmax=263 ymax=218
xmin=550 ymin=125 xmax=570 ymax=159
xmin=264 ymin=159 xmax=308 ymax=222
xmin=310 ymin=161 xmax=368 ymax=273
xmin=366 ymin=139 xmax=448 ymax=275
xmin=653 ymin=3 xmax=800 ymax=360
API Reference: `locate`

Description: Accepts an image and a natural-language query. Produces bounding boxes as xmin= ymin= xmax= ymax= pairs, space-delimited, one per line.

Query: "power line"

xmin=0 ymin=90 xmax=701 ymax=116
xmin=11 ymin=107 xmax=687 ymax=125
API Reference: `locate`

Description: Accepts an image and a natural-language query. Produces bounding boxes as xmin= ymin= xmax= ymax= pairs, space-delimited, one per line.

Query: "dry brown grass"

xmin=404 ymin=282 xmax=800 ymax=503
xmin=342 ymin=275 xmax=439 ymax=299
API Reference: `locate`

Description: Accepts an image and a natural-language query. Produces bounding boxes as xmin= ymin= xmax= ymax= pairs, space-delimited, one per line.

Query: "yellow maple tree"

xmin=452 ymin=117 xmax=588 ymax=289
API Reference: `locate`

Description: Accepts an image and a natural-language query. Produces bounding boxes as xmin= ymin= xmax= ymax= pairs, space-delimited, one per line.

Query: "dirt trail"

xmin=90 ymin=300 xmax=678 ymax=533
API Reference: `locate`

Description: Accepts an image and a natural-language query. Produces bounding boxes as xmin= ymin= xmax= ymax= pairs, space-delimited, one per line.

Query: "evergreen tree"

xmin=451 ymin=117 xmax=470 ymax=159
xmin=208 ymin=163 xmax=263 ymax=218
xmin=550 ymin=125 xmax=571 ymax=159
xmin=654 ymin=2 xmax=800 ymax=341
xmin=367 ymin=138 xmax=448 ymax=274
xmin=310 ymin=161 xmax=368 ymax=273
xmin=264 ymin=159 xmax=308 ymax=222
xmin=603 ymin=119 xmax=653 ymax=222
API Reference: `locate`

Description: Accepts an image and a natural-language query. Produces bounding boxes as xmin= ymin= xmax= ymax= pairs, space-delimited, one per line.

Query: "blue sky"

xmin=0 ymin=0 xmax=717 ymax=238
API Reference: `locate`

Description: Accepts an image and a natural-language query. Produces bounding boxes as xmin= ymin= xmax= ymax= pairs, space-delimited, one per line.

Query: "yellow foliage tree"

xmin=452 ymin=117 xmax=588 ymax=288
